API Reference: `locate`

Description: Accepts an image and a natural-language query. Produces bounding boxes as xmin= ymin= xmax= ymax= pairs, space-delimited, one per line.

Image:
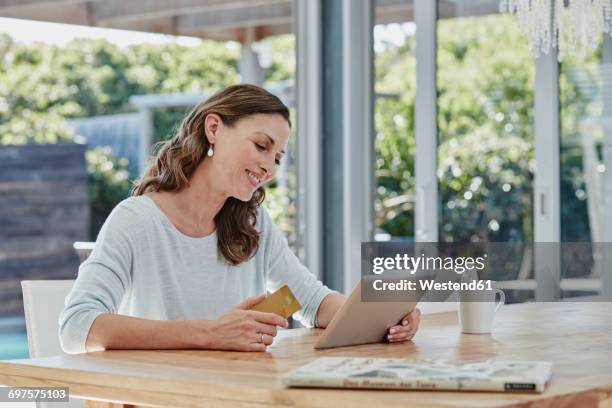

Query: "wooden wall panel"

xmin=0 ymin=144 xmax=89 ymax=318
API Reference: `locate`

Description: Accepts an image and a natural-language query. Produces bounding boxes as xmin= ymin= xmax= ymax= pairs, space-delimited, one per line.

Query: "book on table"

xmin=282 ymin=357 xmax=552 ymax=393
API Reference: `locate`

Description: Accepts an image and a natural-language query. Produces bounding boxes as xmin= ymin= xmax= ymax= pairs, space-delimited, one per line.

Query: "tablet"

xmin=314 ymin=277 xmax=423 ymax=349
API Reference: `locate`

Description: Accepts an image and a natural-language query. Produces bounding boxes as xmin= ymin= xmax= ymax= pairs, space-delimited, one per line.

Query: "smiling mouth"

xmin=246 ymin=170 xmax=262 ymax=187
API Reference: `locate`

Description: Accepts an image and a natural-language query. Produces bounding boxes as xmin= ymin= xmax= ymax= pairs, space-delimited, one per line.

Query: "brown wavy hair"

xmin=132 ymin=84 xmax=291 ymax=265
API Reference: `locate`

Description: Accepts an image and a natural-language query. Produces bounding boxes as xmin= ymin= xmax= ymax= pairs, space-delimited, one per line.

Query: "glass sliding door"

xmin=374 ymin=0 xmax=416 ymax=242
xmin=560 ymin=37 xmax=612 ymax=298
xmin=436 ymin=0 xmax=535 ymax=301
xmin=258 ymin=13 xmax=297 ymax=251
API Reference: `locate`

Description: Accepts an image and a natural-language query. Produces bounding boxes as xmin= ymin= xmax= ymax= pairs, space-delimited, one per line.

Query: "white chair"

xmin=72 ymin=242 xmax=94 ymax=264
xmin=21 ymin=280 xmax=84 ymax=408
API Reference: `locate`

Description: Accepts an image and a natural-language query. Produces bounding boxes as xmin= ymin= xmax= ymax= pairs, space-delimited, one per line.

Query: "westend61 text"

xmin=372 ymin=279 xmax=493 ymax=292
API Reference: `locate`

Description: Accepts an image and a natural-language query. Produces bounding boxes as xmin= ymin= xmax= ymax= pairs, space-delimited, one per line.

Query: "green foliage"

xmin=374 ymin=13 xmax=596 ymax=251
xmin=264 ymin=35 xmax=295 ymax=83
xmin=375 ymin=96 xmax=415 ymax=236
xmin=265 ymin=186 xmax=296 ymax=246
xmin=0 ymin=34 xmax=240 ymax=143
xmin=0 ymin=34 xmax=241 ymax=237
xmin=437 ymin=15 xmax=535 ymax=243
xmin=0 ymin=110 xmax=75 ymax=145
xmin=260 ymin=105 xmax=298 ymax=249
xmin=438 ymin=126 xmax=532 ymax=243
xmin=86 ymin=147 xmax=131 ymax=239
xmin=559 ymin=52 xmax=600 ymax=243
xmin=0 ymin=14 xmax=598 ymax=251
xmin=374 ymin=15 xmax=536 ymax=243
xmin=374 ymin=28 xmax=416 ymax=237
xmin=153 ymin=107 xmax=190 ymax=144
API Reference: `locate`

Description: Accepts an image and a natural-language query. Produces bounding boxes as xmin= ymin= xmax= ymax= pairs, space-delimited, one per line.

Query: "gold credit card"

xmin=251 ymin=285 xmax=301 ymax=319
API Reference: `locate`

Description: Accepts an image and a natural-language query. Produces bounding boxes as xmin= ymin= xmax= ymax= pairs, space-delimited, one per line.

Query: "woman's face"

xmin=208 ymin=113 xmax=290 ymax=202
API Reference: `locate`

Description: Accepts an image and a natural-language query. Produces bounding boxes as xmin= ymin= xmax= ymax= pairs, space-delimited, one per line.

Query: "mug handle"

xmin=494 ymin=289 xmax=505 ymax=313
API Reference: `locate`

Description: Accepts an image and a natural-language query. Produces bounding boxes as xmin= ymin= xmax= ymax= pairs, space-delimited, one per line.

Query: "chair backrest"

xmin=21 ymin=280 xmax=84 ymax=408
xmin=21 ymin=280 xmax=75 ymax=358
xmin=72 ymin=242 xmax=94 ymax=264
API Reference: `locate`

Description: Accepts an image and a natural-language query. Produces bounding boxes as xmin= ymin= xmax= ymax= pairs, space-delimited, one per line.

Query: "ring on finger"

xmin=259 ymin=333 xmax=264 ymax=343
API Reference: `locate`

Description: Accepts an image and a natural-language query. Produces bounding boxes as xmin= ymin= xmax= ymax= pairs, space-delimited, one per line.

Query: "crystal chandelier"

xmin=499 ymin=0 xmax=612 ymax=61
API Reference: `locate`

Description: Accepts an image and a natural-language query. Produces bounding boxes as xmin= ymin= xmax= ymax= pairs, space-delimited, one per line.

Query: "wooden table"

xmin=1 ymin=302 xmax=611 ymax=408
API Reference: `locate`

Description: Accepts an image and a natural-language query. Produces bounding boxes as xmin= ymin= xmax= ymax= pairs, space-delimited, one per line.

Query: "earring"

xmin=207 ymin=145 xmax=214 ymax=157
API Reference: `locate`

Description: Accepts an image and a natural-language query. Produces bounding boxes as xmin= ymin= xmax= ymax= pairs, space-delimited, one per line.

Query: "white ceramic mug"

xmin=458 ymin=287 xmax=505 ymax=334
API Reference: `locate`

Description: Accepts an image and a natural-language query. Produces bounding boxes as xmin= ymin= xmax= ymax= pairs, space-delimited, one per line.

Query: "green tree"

xmin=437 ymin=15 xmax=535 ymax=243
xmin=374 ymin=29 xmax=416 ymax=237
xmin=374 ymin=15 xmax=536 ymax=244
xmin=86 ymin=147 xmax=131 ymax=239
xmin=0 ymin=34 xmax=241 ymax=238
xmin=0 ymin=34 xmax=240 ymax=145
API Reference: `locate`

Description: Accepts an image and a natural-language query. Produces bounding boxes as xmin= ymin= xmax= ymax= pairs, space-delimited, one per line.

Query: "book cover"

xmin=282 ymin=357 xmax=552 ymax=393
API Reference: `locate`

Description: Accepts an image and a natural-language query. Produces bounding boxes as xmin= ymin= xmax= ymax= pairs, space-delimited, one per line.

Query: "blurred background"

xmin=1 ymin=0 xmax=610 ymax=360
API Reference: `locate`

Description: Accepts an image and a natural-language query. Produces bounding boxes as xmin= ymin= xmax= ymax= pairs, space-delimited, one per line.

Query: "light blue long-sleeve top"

xmin=59 ymin=195 xmax=332 ymax=354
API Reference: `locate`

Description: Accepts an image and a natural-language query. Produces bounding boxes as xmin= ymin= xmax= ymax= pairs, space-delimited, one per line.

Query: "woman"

xmin=59 ymin=84 xmax=420 ymax=354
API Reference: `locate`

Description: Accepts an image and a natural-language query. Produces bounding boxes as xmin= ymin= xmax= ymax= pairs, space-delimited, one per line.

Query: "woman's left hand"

xmin=387 ymin=308 xmax=421 ymax=343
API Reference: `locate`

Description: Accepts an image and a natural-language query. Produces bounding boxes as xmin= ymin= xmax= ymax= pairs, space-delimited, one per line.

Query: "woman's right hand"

xmin=201 ymin=294 xmax=289 ymax=351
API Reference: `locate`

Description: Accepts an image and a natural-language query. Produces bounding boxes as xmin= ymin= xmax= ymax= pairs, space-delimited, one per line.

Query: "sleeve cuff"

xmin=59 ymin=309 xmax=105 ymax=354
xmin=305 ymin=287 xmax=334 ymax=328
